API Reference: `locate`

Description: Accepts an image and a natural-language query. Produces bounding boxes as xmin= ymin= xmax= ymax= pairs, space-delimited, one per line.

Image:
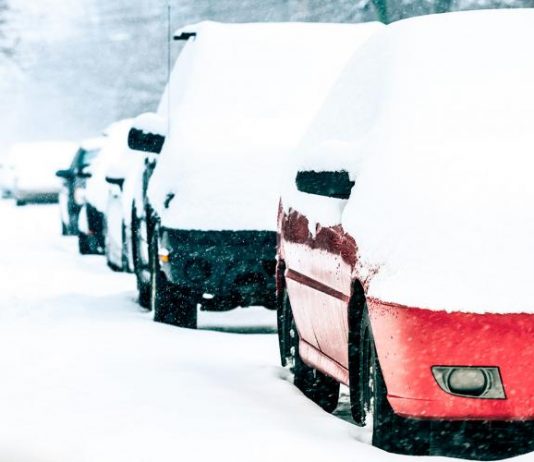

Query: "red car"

xmin=276 ymin=9 xmax=534 ymax=459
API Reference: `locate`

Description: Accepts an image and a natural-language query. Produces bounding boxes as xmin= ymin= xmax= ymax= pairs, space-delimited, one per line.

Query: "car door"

xmin=283 ymin=170 xmax=355 ymax=369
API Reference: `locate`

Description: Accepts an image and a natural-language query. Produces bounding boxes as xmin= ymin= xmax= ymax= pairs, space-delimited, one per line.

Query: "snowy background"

xmin=1 ymin=0 xmax=534 ymax=155
xmin=0 ymin=201 xmax=388 ymax=462
xmin=2 ymin=2 xmax=534 ymax=460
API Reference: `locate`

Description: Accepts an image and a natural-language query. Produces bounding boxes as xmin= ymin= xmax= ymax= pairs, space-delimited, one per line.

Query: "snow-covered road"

xmin=0 ymin=201 xmax=530 ymax=462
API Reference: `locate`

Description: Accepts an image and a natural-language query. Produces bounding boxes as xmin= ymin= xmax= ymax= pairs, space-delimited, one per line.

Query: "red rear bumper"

xmin=368 ymin=300 xmax=534 ymax=420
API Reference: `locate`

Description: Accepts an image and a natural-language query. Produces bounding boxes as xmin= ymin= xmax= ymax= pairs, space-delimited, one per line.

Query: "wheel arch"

xmin=275 ymin=258 xmax=286 ymax=298
xmin=347 ymin=277 xmax=368 ymax=426
xmin=348 ymin=277 xmax=367 ymax=343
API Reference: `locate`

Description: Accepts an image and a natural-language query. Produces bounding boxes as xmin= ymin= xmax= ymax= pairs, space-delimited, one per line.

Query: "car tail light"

xmin=158 ymin=247 xmax=170 ymax=263
xmin=432 ymin=366 xmax=505 ymax=399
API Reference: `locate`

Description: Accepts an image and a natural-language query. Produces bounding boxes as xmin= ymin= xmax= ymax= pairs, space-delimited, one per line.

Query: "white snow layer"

xmin=9 ymin=141 xmax=76 ymax=192
xmin=0 ymin=201 xmax=466 ymax=462
xmin=148 ymin=21 xmax=384 ymax=231
xmin=131 ymin=112 xmax=167 ymax=137
xmin=285 ymin=9 xmax=534 ymax=314
xmin=80 ymin=136 xmax=107 ymax=152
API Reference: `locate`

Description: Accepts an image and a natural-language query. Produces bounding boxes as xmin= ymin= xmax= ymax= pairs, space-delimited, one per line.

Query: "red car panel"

xmin=279 ymin=204 xmax=534 ymax=421
xmin=369 ymin=300 xmax=534 ymax=420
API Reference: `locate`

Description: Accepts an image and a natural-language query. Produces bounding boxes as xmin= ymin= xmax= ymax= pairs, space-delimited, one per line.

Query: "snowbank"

xmin=148 ymin=21 xmax=384 ymax=231
xmin=130 ymin=112 xmax=167 ymax=137
xmin=0 ymin=201 xmax=465 ymax=462
xmin=286 ymin=9 xmax=534 ymax=314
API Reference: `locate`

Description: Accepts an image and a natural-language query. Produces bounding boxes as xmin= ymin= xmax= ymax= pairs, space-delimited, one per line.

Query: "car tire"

xmin=132 ymin=208 xmax=151 ymax=309
xmin=278 ymin=286 xmax=339 ymax=413
xmin=78 ymin=232 xmax=94 ymax=255
xmin=150 ymin=229 xmax=197 ymax=329
xmin=16 ymin=199 xmax=26 ymax=206
xmin=61 ymin=222 xmax=68 ymax=236
xmin=358 ymin=307 xmax=430 ymax=455
xmin=121 ymin=222 xmax=131 ymax=273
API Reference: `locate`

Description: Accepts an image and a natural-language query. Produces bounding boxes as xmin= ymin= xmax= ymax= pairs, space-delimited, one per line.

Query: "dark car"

xmin=56 ymin=138 xmax=104 ymax=235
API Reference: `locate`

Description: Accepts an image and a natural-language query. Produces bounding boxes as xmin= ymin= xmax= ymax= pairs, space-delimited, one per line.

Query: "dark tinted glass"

xmin=80 ymin=149 xmax=100 ymax=165
xmin=295 ymin=170 xmax=354 ymax=199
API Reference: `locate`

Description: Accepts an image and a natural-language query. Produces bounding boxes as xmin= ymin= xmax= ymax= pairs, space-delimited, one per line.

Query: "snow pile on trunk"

xmin=287 ymin=9 xmax=534 ymax=314
xmin=148 ymin=21 xmax=384 ymax=231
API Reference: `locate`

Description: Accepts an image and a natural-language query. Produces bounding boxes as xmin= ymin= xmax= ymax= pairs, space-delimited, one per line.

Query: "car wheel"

xmin=359 ymin=307 xmax=430 ymax=455
xmin=104 ymin=223 xmax=122 ymax=271
xmin=78 ymin=232 xmax=94 ymax=255
xmin=149 ymin=228 xmax=197 ymax=329
xmin=61 ymin=221 xmax=68 ymax=236
xmin=132 ymin=208 xmax=151 ymax=309
xmin=16 ymin=199 xmax=26 ymax=206
xmin=278 ymin=286 xmax=339 ymax=413
xmin=121 ymin=222 xmax=131 ymax=273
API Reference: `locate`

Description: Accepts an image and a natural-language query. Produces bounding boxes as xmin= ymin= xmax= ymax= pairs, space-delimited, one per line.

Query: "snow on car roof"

xmin=149 ymin=20 xmax=384 ymax=231
xmin=7 ymin=142 xmax=77 ymax=188
xmin=80 ymin=137 xmax=106 ymax=152
xmin=9 ymin=141 xmax=77 ymax=168
xmin=291 ymin=9 xmax=534 ymax=314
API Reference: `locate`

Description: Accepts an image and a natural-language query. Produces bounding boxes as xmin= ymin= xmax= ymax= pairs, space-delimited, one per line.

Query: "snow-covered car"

xmin=277 ymin=9 xmax=534 ymax=459
xmin=78 ymin=120 xmax=131 ymax=255
xmin=10 ymin=142 xmax=77 ymax=206
xmin=103 ymin=118 xmax=149 ymax=272
xmin=56 ymin=138 xmax=105 ymax=235
xmin=128 ymin=21 xmax=384 ymax=327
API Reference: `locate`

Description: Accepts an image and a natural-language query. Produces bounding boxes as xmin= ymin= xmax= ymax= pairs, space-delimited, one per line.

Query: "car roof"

xmin=149 ymin=21 xmax=384 ymax=231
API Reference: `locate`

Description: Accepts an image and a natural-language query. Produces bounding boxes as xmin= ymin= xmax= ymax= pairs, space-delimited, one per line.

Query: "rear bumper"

xmin=159 ymin=228 xmax=276 ymax=308
xmin=369 ymin=300 xmax=534 ymax=420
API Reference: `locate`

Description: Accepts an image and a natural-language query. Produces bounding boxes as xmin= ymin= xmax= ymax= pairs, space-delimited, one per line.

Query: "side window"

xmin=127 ymin=113 xmax=167 ymax=155
xmin=128 ymin=128 xmax=165 ymax=154
xmin=295 ymin=170 xmax=354 ymax=199
xmin=71 ymin=149 xmax=84 ymax=169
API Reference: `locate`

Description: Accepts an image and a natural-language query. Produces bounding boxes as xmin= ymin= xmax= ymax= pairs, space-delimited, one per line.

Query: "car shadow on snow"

xmin=15 ymin=291 xmax=145 ymax=322
xmin=198 ymin=325 xmax=276 ymax=334
xmin=197 ymin=305 xmax=277 ymax=335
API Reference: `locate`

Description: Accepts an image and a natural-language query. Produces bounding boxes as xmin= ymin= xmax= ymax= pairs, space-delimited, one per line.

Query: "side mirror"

xmin=77 ymin=170 xmax=92 ymax=179
xmin=56 ymin=169 xmax=74 ymax=180
xmin=128 ymin=112 xmax=167 ymax=154
xmin=105 ymin=176 xmax=124 ymax=188
xmin=295 ymin=170 xmax=354 ymax=199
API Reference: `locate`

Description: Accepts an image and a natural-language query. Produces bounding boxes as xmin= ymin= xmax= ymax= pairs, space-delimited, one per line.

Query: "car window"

xmin=80 ymin=149 xmax=100 ymax=165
